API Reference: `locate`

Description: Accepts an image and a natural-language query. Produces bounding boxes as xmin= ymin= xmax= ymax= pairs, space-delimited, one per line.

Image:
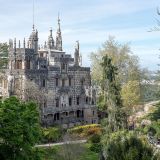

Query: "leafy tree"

xmin=90 ymin=37 xmax=141 ymax=85
xmin=149 ymin=102 xmax=160 ymax=121
xmin=121 ymin=80 xmax=140 ymax=110
xmin=42 ymin=127 xmax=62 ymax=143
xmin=90 ymin=37 xmax=141 ymax=110
xmin=0 ymin=43 xmax=8 ymax=69
xmin=0 ymin=97 xmax=41 ymax=160
xmin=101 ymin=131 xmax=159 ymax=160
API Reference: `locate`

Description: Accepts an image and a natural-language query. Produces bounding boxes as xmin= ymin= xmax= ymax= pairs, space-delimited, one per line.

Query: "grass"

xmin=38 ymin=143 xmax=98 ymax=160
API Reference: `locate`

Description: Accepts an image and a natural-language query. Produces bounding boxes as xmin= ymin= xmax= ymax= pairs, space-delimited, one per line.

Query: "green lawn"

xmin=38 ymin=143 xmax=98 ymax=160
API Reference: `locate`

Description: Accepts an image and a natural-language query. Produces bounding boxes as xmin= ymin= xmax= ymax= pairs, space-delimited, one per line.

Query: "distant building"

xmin=0 ymin=17 xmax=98 ymax=128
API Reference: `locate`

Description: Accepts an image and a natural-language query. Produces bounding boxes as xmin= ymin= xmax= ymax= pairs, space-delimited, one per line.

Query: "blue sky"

xmin=0 ymin=0 xmax=160 ymax=70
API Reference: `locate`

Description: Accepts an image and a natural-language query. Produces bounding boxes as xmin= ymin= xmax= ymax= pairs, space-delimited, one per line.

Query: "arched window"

xmin=69 ymin=77 xmax=72 ymax=86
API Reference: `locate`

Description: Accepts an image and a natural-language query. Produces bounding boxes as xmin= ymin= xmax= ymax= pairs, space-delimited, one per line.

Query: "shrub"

xmin=89 ymin=143 xmax=101 ymax=153
xmin=101 ymin=130 xmax=159 ymax=160
xmin=88 ymin=134 xmax=101 ymax=143
xmin=42 ymin=127 xmax=62 ymax=143
xmin=67 ymin=124 xmax=102 ymax=138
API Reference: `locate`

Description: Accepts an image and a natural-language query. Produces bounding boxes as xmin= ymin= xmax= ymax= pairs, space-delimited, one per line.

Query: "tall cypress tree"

xmin=101 ymin=55 xmax=127 ymax=133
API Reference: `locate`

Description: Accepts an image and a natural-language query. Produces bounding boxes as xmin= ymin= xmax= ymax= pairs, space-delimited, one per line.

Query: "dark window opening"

xmin=54 ymin=113 xmax=60 ymax=121
xmin=76 ymin=97 xmax=80 ymax=105
xmin=42 ymin=79 xmax=46 ymax=87
xmin=56 ymin=78 xmax=58 ymax=86
xmin=26 ymin=59 xmax=30 ymax=69
xmin=86 ymin=97 xmax=88 ymax=104
xmin=56 ymin=98 xmax=59 ymax=107
xmin=69 ymin=97 xmax=72 ymax=106
xmin=81 ymin=79 xmax=85 ymax=86
xmin=44 ymin=101 xmax=47 ymax=108
xmin=69 ymin=77 xmax=72 ymax=86
xmin=82 ymin=110 xmax=84 ymax=117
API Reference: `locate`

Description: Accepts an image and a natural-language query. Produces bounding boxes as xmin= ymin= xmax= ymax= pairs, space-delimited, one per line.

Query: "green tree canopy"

xmin=0 ymin=97 xmax=41 ymax=160
xmin=121 ymin=80 xmax=140 ymax=109
xmin=90 ymin=36 xmax=141 ymax=85
xmin=101 ymin=131 xmax=159 ymax=160
xmin=90 ymin=37 xmax=141 ymax=111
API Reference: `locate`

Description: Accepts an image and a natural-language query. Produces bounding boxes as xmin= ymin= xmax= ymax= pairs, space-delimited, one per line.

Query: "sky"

xmin=0 ymin=0 xmax=160 ymax=71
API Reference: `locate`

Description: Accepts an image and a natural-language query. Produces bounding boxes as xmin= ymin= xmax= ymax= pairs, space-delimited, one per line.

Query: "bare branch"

xmin=157 ymin=7 xmax=160 ymax=15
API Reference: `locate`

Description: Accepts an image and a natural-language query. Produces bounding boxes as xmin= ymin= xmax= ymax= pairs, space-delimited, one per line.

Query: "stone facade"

xmin=0 ymin=17 xmax=98 ymax=127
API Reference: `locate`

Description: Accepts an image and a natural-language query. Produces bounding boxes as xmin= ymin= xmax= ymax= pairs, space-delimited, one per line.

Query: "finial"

xmin=23 ymin=38 xmax=26 ymax=48
xmin=32 ymin=24 xmax=35 ymax=31
xmin=32 ymin=0 xmax=35 ymax=31
xmin=44 ymin=41 xmax=47 ymax=49
xmin=49 ymin=27 xmax=52 ymax=36
xmin=58 ymin=12 xmax=60 ymax=23
xmin=27 ymin=41 xmax=29 ymax=48
xmin=14 ymin=38 xmax=16 ymax=48
xmin=75 ymin=40 xmax=79 ymax=51
xmin=19 ymin=40 xmax=21 ymax=48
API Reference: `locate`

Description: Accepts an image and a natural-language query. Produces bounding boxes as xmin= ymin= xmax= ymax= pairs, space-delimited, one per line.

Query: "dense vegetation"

xmin=0 ymin=97 xmax=41 ymax=160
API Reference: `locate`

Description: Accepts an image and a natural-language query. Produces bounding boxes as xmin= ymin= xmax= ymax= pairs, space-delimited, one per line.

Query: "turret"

xmin=47 ymin=28 xmax=54 ymax=49
xmin=28 ymin=25 xmax=38 ymax=53
xmin=56 ymin=14 xmax=62 ymax=51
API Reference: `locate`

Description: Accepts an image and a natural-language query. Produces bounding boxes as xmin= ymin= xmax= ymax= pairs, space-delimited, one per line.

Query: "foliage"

xmin=121 ymin=80 xmax=140 ymax=109
xmin=101 ymin=130 xmax=158 ymax=160
xmin=148 ymin=102 xmax=160 ymax=121
xmin=42 ymin=127 xmax=62 ymax=143
xmin=67 ymin=124 xmax=102 ymax=138
xmin=100 ymin=54 xmax=127 ymax=133
xmin=0 ymin=96 xmax=41 ymax=160
xmin=90 ymin=37 xmax=142 ymax=108
xmin=0 ymin=43 xmax=8 ymax=69
xmin=88 ymin=134 xmax=101 ymax=153
xmin=90 ymin=37 xmax=141 ymax=85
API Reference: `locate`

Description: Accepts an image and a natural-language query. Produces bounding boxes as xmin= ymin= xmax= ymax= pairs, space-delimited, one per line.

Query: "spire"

xmin=32 ymin=0 xmax=35 ymax=31
xmin=14 ymin=38 xmax=16 ymax=47
xmin=74 ymin=41 xmax=80 ymax=66
xmin=56 ymin=13 xmax=62 ymax=51
xmin=23 ymin=38 xmax=26 ymax=48
xmin=14 ymin=38 xmax=16 ymax=50
xmin=18 ymin=40 xmax=21 ymax=48
xmin=57 ymin=12 xmax=61 ymax=33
